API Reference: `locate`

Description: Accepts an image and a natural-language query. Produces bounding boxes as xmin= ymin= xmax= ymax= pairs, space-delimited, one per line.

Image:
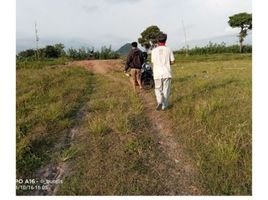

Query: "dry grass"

xmin=168 ymin=55 xmax=252 ymax=195
xmin=57 ymin=73 xmax=184 ymax=195
xmin=16 ymin=61 xmax=94 ymax=179
xmin=16 ymin=54 xmax=252 ymax=195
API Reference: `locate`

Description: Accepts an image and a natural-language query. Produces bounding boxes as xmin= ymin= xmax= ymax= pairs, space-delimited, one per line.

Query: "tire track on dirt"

xmin=139 ymin=91 xmax=203 ymax=195
xmin=32 ymin=60 xmax=123 ymax=195
xmin=74 ymin=60 xmax=203 ymax=195
xmin=33 ymin=104 xmax=89 ymax=195
xmin=35 ymin=60 xmax=203 ymax=195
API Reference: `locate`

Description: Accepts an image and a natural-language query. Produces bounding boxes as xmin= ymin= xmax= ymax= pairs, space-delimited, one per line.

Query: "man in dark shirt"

xmin=125 ymin=42 xmax=144 ymax=92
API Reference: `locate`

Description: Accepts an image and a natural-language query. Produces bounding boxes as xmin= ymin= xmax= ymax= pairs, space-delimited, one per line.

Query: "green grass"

xmin=168 ymin=58 xmax=251 ymax=195
xmin=57 ymin=72 xmax=180 ymax=195
xmin=16 ymin=57 xmax=69 ymax=69
xmin=16 ymin=54 xmax=252 ymax=195
xmin=16 ymin=62 xmax=94 ymax=179
xmin=174 ymin=53 xmax=251 ymax=62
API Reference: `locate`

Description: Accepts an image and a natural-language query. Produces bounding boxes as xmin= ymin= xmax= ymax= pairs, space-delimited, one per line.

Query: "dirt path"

xmin=71 ymin=60 xmax=203 ymax=195
xmin=139 ymin=91 xmax=202 ymax=195
xmin=31 ymin=60 xmax=123 ymax=195
xmin=71 ymin=59 xmax=123 ymax=74
xmin=33 ymin=105 xmax=89 ymax=195
xmin=32 ymin=59 xmax=203 ymax=195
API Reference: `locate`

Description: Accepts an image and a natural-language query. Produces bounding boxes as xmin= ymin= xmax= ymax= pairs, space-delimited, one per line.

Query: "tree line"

xmin=175 ymin=42 xmax=252 ymax=55
xmin=17 ymin=44 xmax=120 ymax=61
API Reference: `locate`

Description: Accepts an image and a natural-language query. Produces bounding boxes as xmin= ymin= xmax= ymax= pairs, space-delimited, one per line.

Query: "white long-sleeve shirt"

xmin=151 ymin=46 xmax=175 ymax=80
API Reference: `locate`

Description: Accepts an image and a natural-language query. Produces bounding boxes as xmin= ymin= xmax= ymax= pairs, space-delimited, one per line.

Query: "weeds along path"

xmin=68 ymin=60 xmax=203 ymax=195
xmin=33 ymin=105 xmax=89 ymax=195
xmin=138 ymin=91 xmax=203 ymax=195
xmin=32 ymin=60 xmax=125 ymax=195
xmin=25 ymin=67 xmax=94 ymax=195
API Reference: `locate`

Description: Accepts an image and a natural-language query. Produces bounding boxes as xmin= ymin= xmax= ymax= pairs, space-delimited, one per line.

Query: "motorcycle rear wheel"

xmin=142 ymin=78 xmax=154 ymax=90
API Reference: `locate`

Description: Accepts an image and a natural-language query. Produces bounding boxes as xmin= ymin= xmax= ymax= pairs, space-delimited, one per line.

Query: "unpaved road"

xmin=72 ymin=59 xmax=123 ymax=74
xmin=35 ymin=59 xmax=203 ymax=195
xmin=72 ymin=60 xmax=203 ymax=195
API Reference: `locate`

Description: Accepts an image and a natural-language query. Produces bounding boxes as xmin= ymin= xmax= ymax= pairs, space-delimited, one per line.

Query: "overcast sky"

xmin=16 ymin=0 xmax=252 ymax=52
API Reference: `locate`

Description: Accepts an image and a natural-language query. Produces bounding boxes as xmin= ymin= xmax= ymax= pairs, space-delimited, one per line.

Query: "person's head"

xmin=131 ymin=42 xmax=138 ymax=48
xmin=158 ymin=33 xmax=167 ymax=44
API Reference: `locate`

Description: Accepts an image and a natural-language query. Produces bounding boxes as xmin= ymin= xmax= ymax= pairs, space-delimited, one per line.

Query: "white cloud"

xmin=16 ymin=0 xmax=252 ymax=51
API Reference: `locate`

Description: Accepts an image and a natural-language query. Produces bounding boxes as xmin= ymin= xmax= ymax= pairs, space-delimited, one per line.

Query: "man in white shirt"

xmin=151 ymin=33 xmax=175 ymax=111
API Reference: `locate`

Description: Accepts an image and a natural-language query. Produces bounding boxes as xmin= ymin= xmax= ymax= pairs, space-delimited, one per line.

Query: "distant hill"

xmin=116 ymin=43 xmax=131 ymax=55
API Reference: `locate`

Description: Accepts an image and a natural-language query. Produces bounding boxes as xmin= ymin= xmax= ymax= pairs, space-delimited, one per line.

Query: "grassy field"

xmin=16 ymin=60 xmax=94 ymax=179
xmin=16 ymin=57 xmax=69 ymax=69
xmin=16 ymin=54 xmax=252 ymax=195
xmin=57 ymin=72 xmax=184 ymax=195
xmin=174 ymin=53 xmax=251 ymax=62
xmin=169 ymin=54 xmax=252 ymax=194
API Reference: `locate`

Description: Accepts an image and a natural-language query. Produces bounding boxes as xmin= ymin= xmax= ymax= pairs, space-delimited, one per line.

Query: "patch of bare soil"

xmin=71 ymin=59 xmax=123 ymax=74
xmin=33 ymin=105 xmax=89 ymax=195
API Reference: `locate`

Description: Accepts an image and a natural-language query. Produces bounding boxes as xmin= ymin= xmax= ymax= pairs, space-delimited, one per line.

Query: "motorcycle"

xmin=124 ymin=52 xmax=154 ymax=90
xmin=141 ymin=61 xmax=154 ymax=90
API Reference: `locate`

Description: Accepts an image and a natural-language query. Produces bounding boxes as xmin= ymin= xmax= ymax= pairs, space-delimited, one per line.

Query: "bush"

xmin=17 ymin=44 xmax=120 ymax=61
xmin=66 ymin=47 xmax=94 ymax=60
xmin=17 ymin=43 xmax=66 ymax=61
xmin=97 ymin=46 xmax=120 ymax=59
xmin=17 ymin=49 xmax=36 ymax=60
xmin=44 ymin=45 xmax=60 ymax=58
xmin=66 ymin=46 xmax=119 ymax=60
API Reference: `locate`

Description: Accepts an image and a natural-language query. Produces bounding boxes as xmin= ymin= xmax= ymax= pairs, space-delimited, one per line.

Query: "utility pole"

xmin=182 ymin=19 xmax=188 ymax=56
xmin=35 ymin=21 xmax=39 ymax=60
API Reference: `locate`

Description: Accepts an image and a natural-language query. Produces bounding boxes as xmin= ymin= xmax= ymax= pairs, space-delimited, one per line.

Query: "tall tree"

xmin=228 ymin=12 xmax=252 ymax=53
xmin=138 ymin=25 xmax=164 ymax=51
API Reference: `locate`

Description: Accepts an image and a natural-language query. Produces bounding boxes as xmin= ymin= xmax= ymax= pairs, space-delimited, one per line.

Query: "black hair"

xmin=158 ymin=33 xmax=167 ymax=43
xmin=131 ymin=42 xmax=138 ymax=47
